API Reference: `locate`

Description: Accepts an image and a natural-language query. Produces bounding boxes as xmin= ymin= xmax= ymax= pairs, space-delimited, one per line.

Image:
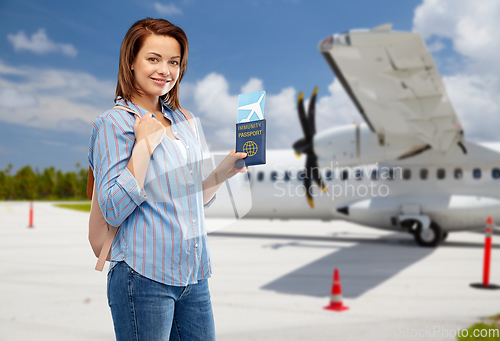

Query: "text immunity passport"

xmin=235 ymin=91 xmax=266 ymax=167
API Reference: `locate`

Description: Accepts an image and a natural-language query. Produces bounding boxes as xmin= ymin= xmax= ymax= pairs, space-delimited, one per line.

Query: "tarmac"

xmin=1 ymin=201 xmax=500 ymax=340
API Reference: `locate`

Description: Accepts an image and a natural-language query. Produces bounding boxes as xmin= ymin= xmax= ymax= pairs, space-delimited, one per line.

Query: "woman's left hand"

xmin=215 ymin=149 xmax=248 ymax=184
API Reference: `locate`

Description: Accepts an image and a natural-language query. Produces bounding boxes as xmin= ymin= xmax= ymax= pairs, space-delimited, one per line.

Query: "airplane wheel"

xmin=414 ymin=222 xmax=442 ymax=247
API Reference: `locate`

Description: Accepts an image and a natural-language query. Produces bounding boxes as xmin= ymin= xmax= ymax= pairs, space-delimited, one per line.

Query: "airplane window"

xmin=297 ymin=170 xmax=306 ymax=180
xmin=370 ymin=169 xmax=378 ymax=180
xmin=437 ymin=168 xmax=446 ymax=180
xmin=379 ymin=168 xmax=393 ymax=180
xmin=284 ymin=171 xmax=291 ymax=181
xmin=420 ymin=169 xmax=428 ymax=180
xmin=324 ymin=169 xmax=333 ymax=181
xmin=247 ymin=172 xmax=251 ymax=181
xmin=341 ymin=170 xmax=349 ymax=181
xmin=271 ymin=171 xmax=278 ymax=181
xmin=387 ymin=169 xmax=394 ymax=180
xmin=403 ymin=169 xmax=411 ymax=180
xmin=473 ymin=168 xmax=481 ymax=179
xmin=257 ymin=171 xmax=264 ymax=181
xmin=393 ymin=167 xmax=403 ymax=180
xmin=492 ymin=168 xmax=500 ymax=179
xmin=454 ymin=168 xmax=463 ymax=179
xmin=354 ymin=169 xmax=363 ymax=180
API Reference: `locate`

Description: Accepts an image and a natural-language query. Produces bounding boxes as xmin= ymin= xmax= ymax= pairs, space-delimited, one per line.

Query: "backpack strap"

xmin=113 ymin=105 xmax=139 ymax=117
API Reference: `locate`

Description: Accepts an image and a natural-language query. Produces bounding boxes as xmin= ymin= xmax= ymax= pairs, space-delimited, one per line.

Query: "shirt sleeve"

xmin=90 ymin=113 xmax=146 ymax=226
xmin=204 ymin=193 xmax=216 ymax=209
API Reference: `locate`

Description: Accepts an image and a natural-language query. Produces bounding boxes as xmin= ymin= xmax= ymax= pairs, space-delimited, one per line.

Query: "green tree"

xmin=14 ymin=166 xmax=37 ymax=200
xmin=78 ymin=167 xmax=89 ymax=199
xmin=37 ymin=167 xmax=56 ymax=199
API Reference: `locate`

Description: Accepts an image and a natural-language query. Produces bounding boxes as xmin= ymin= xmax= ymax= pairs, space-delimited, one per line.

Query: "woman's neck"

xmin=129 ymin=94 xmax=161 ymax=113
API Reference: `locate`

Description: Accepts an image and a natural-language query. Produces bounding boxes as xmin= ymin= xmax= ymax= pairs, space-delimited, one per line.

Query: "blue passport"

xmin=236 ymin=119 xmax=266 ymax=167
xmin=236 ymin=91 xmax=266 ymax=167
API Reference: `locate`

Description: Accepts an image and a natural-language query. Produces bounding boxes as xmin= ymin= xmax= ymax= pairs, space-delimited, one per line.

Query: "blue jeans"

xmin=107 ymin=261 xmax=216 ymax=341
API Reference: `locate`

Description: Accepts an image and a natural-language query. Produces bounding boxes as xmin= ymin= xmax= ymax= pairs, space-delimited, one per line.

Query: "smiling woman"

xmin=87 ymin=17 xmax=248 ymax=341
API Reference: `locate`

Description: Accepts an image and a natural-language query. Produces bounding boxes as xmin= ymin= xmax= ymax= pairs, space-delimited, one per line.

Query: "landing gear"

xmin=414 ymin=222 xmax=442 ymax=247
xmin=400 ymin=219 xmax=443 ymax=247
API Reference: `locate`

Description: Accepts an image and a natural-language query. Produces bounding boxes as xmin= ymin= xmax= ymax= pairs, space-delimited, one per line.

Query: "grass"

xmin=458 ymin=313 xmax=500 ymax=340
xmin=54 ymin=203 xmax=91 ymax=212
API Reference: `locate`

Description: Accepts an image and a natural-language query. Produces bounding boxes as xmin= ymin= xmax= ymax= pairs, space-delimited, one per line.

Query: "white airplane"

xmin=238 ymin=93 xmax=265 ymax=122
xmin=205 ymin=24 xmax=500 ymax=247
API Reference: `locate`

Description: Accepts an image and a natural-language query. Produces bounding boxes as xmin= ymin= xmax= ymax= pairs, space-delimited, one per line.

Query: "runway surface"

xmin=1 ymin=201 xmax=499 ymax=340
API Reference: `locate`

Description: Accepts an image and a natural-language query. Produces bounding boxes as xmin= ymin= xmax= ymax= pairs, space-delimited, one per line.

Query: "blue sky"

xmin=1 ymin=0 xmax=499 ymax=172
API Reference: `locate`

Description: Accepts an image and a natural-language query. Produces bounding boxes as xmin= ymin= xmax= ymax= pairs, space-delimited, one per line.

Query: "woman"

xmin=88 ymin=18 xmax=247 ymax=340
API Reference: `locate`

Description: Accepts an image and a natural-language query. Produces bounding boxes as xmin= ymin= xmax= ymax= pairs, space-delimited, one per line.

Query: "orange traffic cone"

xmin=470 ymin=216 xmax=500 ymax=289
xmin=324 ymin=268 xmax=349 ymax=311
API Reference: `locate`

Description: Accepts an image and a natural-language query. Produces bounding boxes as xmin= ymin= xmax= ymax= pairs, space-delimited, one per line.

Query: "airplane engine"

xmin=334 ymin=194 xmax=500 ymax=246
xmin=314 ymin=124 xmax=430 ymax=168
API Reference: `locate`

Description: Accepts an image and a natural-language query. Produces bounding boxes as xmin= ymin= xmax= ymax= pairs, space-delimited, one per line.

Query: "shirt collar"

xmin=115 ymin=97 xmax=171 ymax=119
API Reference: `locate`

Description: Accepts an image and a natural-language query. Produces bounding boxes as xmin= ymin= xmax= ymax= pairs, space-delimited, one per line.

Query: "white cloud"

xmin=0 ymin=88 xmax=38 ymax=109
xmin=154 ymin=3 xmax=183 ymax=15
xmin=0 ymin=60 xmax=114 ymax=131
xmin=0 ymin=65 xmax=364 ymax=150
xmin=413 ymin=0 xmax=500 ymax=72
xmin=443 ymin=74 xmax=500 ymax=141
xmin=7 ymin=29 xmax=78 ymax=57
xmin=413 ymin=0 xmax=500 ymax=142
xmin=185 ymin=73 xmax=357 ymax=150
xmin=316 ymin=79 xmax=360 ymax=128
xmin=240 ymin=78 xmax=264 ymax=94
xmin=426 ymin=40 xmax=445 ymax=52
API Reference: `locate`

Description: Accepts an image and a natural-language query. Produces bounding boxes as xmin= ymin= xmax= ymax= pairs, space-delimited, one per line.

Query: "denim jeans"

xmin=107 ymin=261 xmax=216 ymax=341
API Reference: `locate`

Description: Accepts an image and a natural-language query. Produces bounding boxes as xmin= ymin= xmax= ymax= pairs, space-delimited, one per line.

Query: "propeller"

xmin=292 ymin=86 xmax=327 ymax=208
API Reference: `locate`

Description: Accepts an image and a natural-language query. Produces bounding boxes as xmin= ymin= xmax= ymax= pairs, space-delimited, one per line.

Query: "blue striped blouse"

xmin=88 ymin=98 xmax=216 ymax=286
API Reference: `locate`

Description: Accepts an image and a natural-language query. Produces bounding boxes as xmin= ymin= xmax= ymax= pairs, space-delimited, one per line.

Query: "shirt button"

xmin=195 ymin=243 xmax=199 ymax=248
xmin=192 ymin=219 xmax=196 ymax=223
xmin=190 ymin=170 xmax=193 ymax=174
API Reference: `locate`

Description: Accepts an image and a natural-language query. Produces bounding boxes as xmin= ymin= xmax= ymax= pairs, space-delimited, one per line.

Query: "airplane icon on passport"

xmin=238 ymin=91 xmax=266 ymax=123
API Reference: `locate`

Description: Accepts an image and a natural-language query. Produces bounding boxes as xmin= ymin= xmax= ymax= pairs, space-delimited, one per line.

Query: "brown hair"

xmin=115 ymin=18 xmax=188 ymax=110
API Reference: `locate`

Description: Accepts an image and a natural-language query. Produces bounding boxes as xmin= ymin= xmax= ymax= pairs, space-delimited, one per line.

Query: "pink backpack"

xmin=87 ymin=105 xmax=139 ymax=271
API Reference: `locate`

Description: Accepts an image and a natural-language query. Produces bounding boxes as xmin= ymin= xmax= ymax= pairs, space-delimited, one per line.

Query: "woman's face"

xmin=131 ymin=34 xmax=181 ymax=100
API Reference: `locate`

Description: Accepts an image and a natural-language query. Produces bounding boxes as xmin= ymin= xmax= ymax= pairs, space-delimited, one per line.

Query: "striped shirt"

xmin=88 ymin=97 xmax=216 ymax=286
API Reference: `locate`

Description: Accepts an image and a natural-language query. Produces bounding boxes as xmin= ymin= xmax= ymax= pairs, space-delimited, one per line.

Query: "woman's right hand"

xmin=133 ymin=113 xmax=166 ymax=152
xmin=215 ymin=149 xmax=248 ymax=184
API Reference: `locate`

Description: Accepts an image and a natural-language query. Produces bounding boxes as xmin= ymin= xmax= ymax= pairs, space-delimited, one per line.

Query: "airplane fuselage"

xmin=206 ymin=140 xmax=500 ymax=238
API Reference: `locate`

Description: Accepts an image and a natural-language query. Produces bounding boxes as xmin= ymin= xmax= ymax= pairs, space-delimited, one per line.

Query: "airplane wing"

xmin=319 ymin=24 xmax=463 ymax=153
